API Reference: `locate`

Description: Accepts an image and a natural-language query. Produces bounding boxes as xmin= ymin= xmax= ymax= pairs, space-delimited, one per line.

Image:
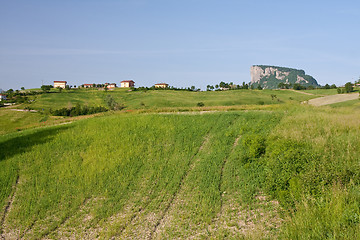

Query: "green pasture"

xmin=24 ymin=89 xmax=318 ymax=111
xmin=0 ymin=110 xmax=50 ymax=135
xmin=1 ymin=105 xmax=360 ymax=239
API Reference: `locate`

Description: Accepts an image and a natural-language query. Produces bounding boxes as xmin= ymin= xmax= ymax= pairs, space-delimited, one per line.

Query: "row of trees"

xmin=51 ymin=104 xmax=108 ymax=117
xmin=206 ymin=82 xmax=250 ymax=91
xmin=132 ymin=86 xmax=201 ymax=92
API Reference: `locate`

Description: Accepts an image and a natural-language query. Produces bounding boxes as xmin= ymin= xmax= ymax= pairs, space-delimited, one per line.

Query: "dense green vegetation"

xmin=1 ymin=88 xmax=360 ymax=239
xmin=51 ymin=104 xmax=108 ymax=117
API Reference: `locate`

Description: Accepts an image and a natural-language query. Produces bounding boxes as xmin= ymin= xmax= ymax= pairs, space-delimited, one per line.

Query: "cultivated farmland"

xmin=1 ymin=89 xmax=360 ymax=239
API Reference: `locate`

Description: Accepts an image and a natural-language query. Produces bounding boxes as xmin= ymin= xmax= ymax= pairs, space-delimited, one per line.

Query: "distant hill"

xmin=250 ymin=65 xmax=320 ymax=89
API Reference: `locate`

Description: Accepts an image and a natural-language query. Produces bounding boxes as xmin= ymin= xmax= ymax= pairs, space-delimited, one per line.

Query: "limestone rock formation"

xmin=250 ymin=65 xmax=319 ymax=89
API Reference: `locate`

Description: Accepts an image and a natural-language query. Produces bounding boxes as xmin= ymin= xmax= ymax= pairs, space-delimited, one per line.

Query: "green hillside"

xmin=1 ymin=89 xmax=360 ymax=239
xmin=0 ymin=88 xmax=324 ymax=134
xmin=1 ymin=104 xmax=360 ymax=239
xmin=24 ymin=88 xmax=318 ymax=111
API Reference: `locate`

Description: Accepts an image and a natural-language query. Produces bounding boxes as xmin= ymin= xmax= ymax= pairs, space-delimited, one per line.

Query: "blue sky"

xmin=1 ymin=0 xmax=360 ymax=90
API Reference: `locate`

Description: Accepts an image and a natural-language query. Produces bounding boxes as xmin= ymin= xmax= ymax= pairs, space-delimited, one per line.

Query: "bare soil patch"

xmin=307 ymin=93 xmax=358 ymax=106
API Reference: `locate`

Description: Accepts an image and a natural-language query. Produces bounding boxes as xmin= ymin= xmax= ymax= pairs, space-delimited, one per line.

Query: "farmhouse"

xmin=54 ymin=81 xmax=67 ymax=89
xmin=0 ymin=94 xmax=6 ymax=101
xmin=121 ymin=80 xmax=135 ymax=88
xmin=106 ymin=83 xmax=117 ymax=89
xmin=154 ymin=83 xmax=169 ymax=88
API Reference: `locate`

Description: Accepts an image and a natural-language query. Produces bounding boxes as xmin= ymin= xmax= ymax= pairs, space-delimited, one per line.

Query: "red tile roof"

xmin=121 ymin=80 xmax=135 ymax=83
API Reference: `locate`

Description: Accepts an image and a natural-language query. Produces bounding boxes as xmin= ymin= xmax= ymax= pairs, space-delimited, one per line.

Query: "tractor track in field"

xmin=110 ymin=159 xmax=154 ymax=238
xmin=149 ymin=117 xmax=240 ymax=239
xmin=111 ymin=133 xmax=212 ymax=239
xmin=41 ymin=197 xmax=91 ymax=239
xmin=216 ymin=135 xmax=241 ymax=222
xmin=19 ymin=220 xmax=35 ymax=239
xmin=148 ymin=130 xmax=213 ymax=240
xmin=0 ymin=175 xmax=19 ymax=239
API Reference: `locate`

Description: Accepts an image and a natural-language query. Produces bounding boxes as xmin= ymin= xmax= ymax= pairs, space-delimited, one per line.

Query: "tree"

xmin=324 ymin=84 xmax=330 ymax=89
xmin=257 ymin=85 xmax=263 ymax=90
xmin=344 ymin=82 xmax=353 ymax=93
xmin=41 ymin=85 xmax=51 ymax=92
xmin=57 ymin=86 xmax=62 ymax=92
xmin=215 ymin=84 xmax=219 ymax=89
xmin=191 ymin=86 xmax=195 ymax=91
xmin=21 ymin=87 xmax=25 ymax=90
xmin=330 ymin=84 xmax=337 ymax=89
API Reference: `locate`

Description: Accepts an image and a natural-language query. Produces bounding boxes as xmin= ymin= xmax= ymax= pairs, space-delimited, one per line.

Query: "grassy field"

xmin=301 ymin=88 xmax=339 ymax=95
xmin=23 ymin=88 xmax=319 ymax=111
xmin=1 ymin=89 xmax=360 ymax=239
xmin=1 ymin=104 xmax=360 ymax=239
xmin=0 ymin=88 xmax=322 ymax=134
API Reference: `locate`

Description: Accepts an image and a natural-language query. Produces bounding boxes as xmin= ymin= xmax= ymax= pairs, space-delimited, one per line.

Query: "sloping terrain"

xmin=1 ymin=105 xmax=360 ymax=239
xmin=307 ymin=93 xmax=358 ymax=106
xmin=0 ymin=112 xmax=283 ymax=239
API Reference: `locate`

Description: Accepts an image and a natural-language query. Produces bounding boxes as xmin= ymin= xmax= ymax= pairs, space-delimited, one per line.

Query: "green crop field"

xmin=1 ymin=89 xmax=360 ymax=239
xmin=24 ymin=88 xmax=319 ymax=111
xmin=1 ymin=88 xmax=324 ymax=134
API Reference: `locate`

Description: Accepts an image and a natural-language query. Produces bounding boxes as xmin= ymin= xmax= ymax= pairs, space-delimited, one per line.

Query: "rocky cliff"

xmin=250 ymin=65 xmax=320 ymax=89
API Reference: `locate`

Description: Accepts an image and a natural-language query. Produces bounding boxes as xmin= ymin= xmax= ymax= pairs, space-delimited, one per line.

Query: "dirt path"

xmin=307 ymin=93 xmax=359 ymax=106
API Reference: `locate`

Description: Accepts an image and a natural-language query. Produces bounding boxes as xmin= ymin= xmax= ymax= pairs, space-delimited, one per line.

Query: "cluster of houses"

xmin=0 ymin=81 xmax=170 ymax=101
xmin=53 ymin=80 xmax=169 ymax=89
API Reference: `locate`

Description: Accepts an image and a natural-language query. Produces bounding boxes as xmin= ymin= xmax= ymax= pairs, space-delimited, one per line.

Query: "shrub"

xmin=345 ymin=82 xmax=354 ymax=93
xmin=197 ymin=102 xmax=205 ymax=107
xmin=52 ymin=105 xmax=108 ymax=116
xmin=264 ymin=139 xmax=313 ymax=206
xmin=106 ymin=95 xmax=124 ymax=110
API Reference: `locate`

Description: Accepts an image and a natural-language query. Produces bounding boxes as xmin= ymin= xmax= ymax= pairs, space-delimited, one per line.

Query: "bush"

xmin=345 ymin=82 xmax=354 ymax=93
xmin=264 ymin=139 xmax=314 ymax=206
xmin=51 ymin=104 xmax=108 ymax=116
xmin=106 ymin=95 xmax=124 ymax=110
xmin=197 ymin=102 xmax=205 ymax=107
